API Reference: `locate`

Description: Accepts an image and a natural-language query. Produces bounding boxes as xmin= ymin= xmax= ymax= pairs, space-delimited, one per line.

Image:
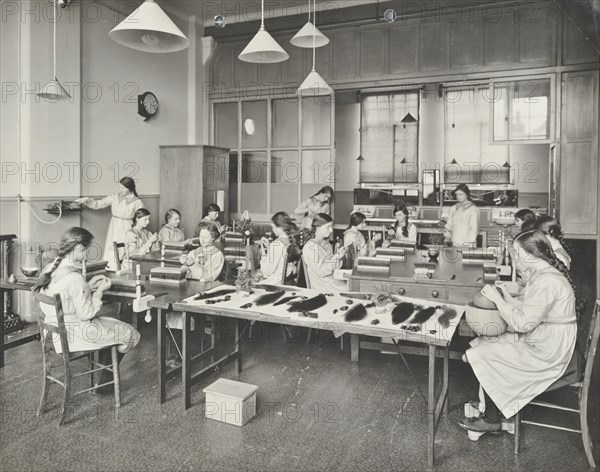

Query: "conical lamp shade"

xmin=297 ymin=70 xmax=332 ymax=96
xmin=291 ymin=21 xmax=329 ymax=48
xmin=109 ymin=0 xmax=189 ymax=53
xmin=38 ymin=77 xmax=71 ymax=100
xmin=239 ymin=27 xmax=289 ymax=63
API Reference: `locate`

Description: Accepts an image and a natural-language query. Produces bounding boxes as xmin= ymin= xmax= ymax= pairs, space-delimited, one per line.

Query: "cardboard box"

xmin=203 ymin=378 xmax=259 ymax=426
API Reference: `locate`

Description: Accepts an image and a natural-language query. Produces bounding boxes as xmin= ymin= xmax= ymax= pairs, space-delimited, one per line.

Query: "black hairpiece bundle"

xmin=288 ymin=294 xmax=327 ymax=313
xmin=438 ymin=306 xmax=458 ymax=329
xmin=344 ymin=304 xmax=367 ymax=322
xmin=411 ymin=306 xmax=436 ymax=324
xmin=273 ymin=295 xmax=301 ymax=306
xmin=391 ymin=302 xmax=415 ymax=325
xmin=255 ymin=284 xmax=282 ymax=293
xmin=254 ymin=290 xmax=285 ymax=306
xmin=194 ymin=289 xmax=236 ymax=301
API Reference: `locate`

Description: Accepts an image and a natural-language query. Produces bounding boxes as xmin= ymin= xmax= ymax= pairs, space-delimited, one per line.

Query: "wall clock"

xmin=138 ymin=91 xmax=159 ymax=121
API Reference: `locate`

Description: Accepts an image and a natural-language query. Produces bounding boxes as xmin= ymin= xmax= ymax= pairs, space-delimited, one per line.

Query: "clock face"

xmin=143 ymin=93 xmax=159 ymax=115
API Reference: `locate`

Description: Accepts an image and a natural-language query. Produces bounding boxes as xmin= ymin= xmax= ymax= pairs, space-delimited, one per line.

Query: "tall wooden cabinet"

xmin=558 ymin=71 xmax=599 ymax=237
xmin=159 ymin=145 xmax=230 ymax=239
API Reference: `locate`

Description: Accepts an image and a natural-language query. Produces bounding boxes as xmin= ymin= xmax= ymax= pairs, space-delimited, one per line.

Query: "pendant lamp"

xmin=239 ymin=0 xmax=288 ymax=63
xmin=401 ymin=112 xmax=417 ymax=128
xmin=291 ymin=0 xmax=329 ymax=48
xmin=109 ymin=0 xmax=189 ymax=53
xmin=297 ymin=0 xmax=332 ymax=97
xmin=38 ymin=0 xmax=71 ymax=101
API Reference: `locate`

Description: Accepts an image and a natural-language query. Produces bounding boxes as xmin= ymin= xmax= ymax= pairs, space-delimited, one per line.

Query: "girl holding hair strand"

xmin=294 ymin=186 xmax=334 ymax=229
xmin=123 ymin=209 xmax=159 ymax=269
xmin=158 ymin=209 xmax=186 ymax=244
xmin=256 ymin=212 xmax=300 ymax=285
xmin=343 ymin=212 xmax=381 ymax=258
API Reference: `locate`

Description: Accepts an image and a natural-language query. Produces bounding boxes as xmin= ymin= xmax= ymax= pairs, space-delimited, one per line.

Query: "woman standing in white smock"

xmin=294 ymin=186 xmax=333 ymax=229
xmin=76 ymin=177 xmax=144 ymax=270
xmin=459 ymin=230 xmax=580 ymax=434
xmin=444 ymin=184 xmax=480 ymax=247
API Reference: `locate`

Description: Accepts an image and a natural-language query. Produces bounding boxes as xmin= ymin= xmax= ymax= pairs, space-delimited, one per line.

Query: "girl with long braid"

xmin=459 ymin=230 xmax=580 ymax=435
xmin=256 ymin=212 xmax=300 ymax=285
xmin=534 ymin=216 xmax=572 ymax=269
xmin=34 ymin=227 xmax=140 ymax=392
xmin=123 ymin=208 xmax=159 ymax=269
xmin=382 ymin=202 xmax=417 ymax=247
xmin=76 ymin=177 xmax=144 ymax=270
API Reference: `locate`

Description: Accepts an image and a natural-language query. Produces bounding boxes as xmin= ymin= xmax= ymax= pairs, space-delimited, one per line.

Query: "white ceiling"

xmin=145 ymin=0 xmax=381 ymax=26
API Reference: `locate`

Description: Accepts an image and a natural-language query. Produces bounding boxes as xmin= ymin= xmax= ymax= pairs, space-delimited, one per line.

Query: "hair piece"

xmin=344 ymin=304 xmax=367 ymax=322
xmin=164 ymin=208 xmax=181 ymax=225
xmin=132 ymin=208 xmax=151 ymax=226
xmin=273 ymin=295 xmax=301 ymax=306
xmin=313 ymin=186 xmax=334 ymax=199
xmin=392 ymin=202 xmax=410 ymax=238
xmin=391 ymin=302 xmax=415 ymax=325
xmin=194 ymin=288 xmax=236 ymax=301
xmin=254 ymin=290 xmax=286 ymax=306
xmin=33 ymin=227 xmax=94 ymax=292
xmin=287 ymin=294 xmax=328 ymax=313
xmin=120 ymin=176 xmax=138 ymax=197
xmin=203 ymin=203 xmax=221 ymax=218
xmin=271 ymin=211 xmax=299 ymax=254
xmin=438 ymin=306 xmax=458 ymax=329
xmin=411 ymin=306 xmax=437 ymax=324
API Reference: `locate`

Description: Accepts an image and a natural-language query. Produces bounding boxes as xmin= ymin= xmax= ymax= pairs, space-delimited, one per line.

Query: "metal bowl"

xmin=21 ymin=267 xmax=39 ymax=278
xmin=465 ymin=302 xmax=508 ymax=336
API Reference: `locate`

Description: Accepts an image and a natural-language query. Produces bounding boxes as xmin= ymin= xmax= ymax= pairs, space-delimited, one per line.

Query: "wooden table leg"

xmin=427 ymin=344 xmax=436 ymax=470
xmin=158 ymin=309 xmax=166 ymax=404
xmin=235 ymin=320 xmax=242 ymax=374
xmin=0 ymin=289 xmax=5 ymax=368
xmin=350 ymin=334 xmax=359 ymax=362
xmin=182 ymin=312 xmax=191 ymax=410
xmin=443 ymin=346 xmax=449 ymax=415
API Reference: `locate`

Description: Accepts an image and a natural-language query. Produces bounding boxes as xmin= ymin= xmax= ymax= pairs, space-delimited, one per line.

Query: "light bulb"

xmin=142 ymin=33 xmax=160 ymax=46
xmin=384 ymin=9 xmax=397 ymax=23
xmin=145 ymin=312 xmax=152 ymax=323
xmin=214 ymin=15 xmax=226 ymax=28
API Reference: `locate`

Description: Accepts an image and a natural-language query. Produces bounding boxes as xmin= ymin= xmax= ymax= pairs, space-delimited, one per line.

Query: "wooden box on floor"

xmin=203 ymin=378 xmax=259 ymax=426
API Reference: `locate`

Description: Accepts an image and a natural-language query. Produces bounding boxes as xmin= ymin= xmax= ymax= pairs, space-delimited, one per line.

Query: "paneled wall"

xmin=209 ymin=1 xmax=599 ymax=94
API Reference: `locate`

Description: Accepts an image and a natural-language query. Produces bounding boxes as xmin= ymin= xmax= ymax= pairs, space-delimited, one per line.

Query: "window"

xmin=445 ymin=85 xmax=509 ymax=184
xmin=213 ymin=96 xmax=334 ymax=220
xmin=492 ymin=79 xmax=551 ymax=142
xmin=360 ymin=92 xmax=419 ymax=183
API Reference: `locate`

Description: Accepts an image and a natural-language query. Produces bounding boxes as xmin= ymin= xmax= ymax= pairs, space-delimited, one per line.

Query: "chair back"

xmin=31 ymin=289 xmax=71 ymax=357
xmin=582 ymin=300 xmax=600 ymax=378
xmin=112 ymin=241 xmax=125 ymax=271
xmin=298 ymin=255 xmax=311 ymax=289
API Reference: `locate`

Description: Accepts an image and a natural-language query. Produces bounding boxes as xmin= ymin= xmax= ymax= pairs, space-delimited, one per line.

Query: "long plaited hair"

xmin=120 ymin=176 xmax=138 ymax=197
xmin=33 ymin=227 xmax=94 ymax=292
xmin=392 ymin=202 xmax=410 ymax=239
xmin=271 ymin=211 xmax=300 ymax=260
xmin=534 ymin=216 xmax=573 ymax=257
xmin=514 ymin=230 xmax=585 ymax=319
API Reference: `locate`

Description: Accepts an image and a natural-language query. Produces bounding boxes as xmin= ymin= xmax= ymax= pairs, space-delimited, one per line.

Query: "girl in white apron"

xmin=460 ymin=230 xmax=581 ymax=434
xmin=34 ymin=227 xmax=140 ymax=392
xmin=444 ymin=184 xmax=480 ymax=247
xmin=76 ymin=177 xmax=144 ymax=270
xmin=294 ymin=186 xmax=333 ymax=230
xmin=256 ymin=212 xmax=299 ymax=285
xmin=159 ymin=208 xmax=186 ymax=243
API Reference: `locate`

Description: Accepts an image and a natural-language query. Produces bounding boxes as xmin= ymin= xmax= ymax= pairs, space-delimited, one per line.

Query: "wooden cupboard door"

xmin=559 ymin=71 xmax=599 ymax=236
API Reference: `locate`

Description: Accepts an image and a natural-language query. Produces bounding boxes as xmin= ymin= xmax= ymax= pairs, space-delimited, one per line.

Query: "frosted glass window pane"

xmin=302 ymin=97 xmax=331 ymax=146
xmin=228 ymin=152 xmax=239 ymax=214
xmin=360 ymin=95 xmax=392 ymax=182
xmin=242 ymin=101 xmax=267 ymax=148
xmin=302 ymin=150 xmax=333 ymax=185
xmin=391 ymin=93 xmax=419 ymax=182
xmin=272 ymin=99 xmax=298 ymax=147
xmin=271 ymin=151 xmax=299 ymax=184
xmin=241 ymin=151 xmax=267 ymax=214
xmin=493 ymin=86 xmax=510 ymax=141
xmin=215 ymin=102 xmax=238 ymax=150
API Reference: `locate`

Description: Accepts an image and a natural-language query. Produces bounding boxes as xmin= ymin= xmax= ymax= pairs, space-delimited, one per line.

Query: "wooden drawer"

xmin=358 ymin=280 xmax=449 ymax=302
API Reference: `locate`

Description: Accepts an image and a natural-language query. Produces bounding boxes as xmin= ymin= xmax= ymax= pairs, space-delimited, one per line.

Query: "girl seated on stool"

xmin=158 ymin=209 xmax=186 ymax=244
xmin=123 ymin=208 xmax=159 ymax=269
xmin=302 ymin=213 xmax=347 ymax=293
xmin=534 ymin=216 xmax=572 ymax=269
xmin=343 ymin=212 xmax=381 ymax=260
xmin=256 ymin=212 xmax=299 ymax=285
xmin=383 ymin=202 xmax=417 ymax=247
xmin=180 ymin=221 xmax=224 ymax=281
xmin=198 ymin=203 xmax=228 ymax=237
xmin=459 ymin=230 xmax=581 ymax=434
xmin=34 ymin=227 xmax=140 ymax=393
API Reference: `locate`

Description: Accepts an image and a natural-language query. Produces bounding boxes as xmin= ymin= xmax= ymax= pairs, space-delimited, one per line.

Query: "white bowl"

xmin=492 ymin=217 xmax=516 ymax=226
xmin=465 ymin=302 xmax=508 ymax=336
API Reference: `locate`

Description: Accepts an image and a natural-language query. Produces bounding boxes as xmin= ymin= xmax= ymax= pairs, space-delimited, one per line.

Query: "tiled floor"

xmin=1 ymin=319 xmax=598 ymax=472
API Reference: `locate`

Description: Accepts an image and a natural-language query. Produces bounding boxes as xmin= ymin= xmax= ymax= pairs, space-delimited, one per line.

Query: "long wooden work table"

xmin=1 ymin=250 xmax=486 ymax=469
